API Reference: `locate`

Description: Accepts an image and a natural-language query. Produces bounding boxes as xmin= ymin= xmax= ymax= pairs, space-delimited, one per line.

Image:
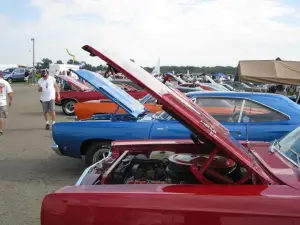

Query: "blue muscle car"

xmin=51 ymin=70 xmax=300 ymax=165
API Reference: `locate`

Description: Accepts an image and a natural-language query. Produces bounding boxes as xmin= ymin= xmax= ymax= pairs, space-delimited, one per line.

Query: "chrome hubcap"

xmin=92 ymin=149 xmax=110 ymax=163
xmin=64 ymin=102 xmax=75 ymax=114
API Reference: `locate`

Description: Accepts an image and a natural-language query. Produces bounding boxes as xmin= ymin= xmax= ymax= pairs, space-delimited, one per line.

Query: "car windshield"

xmin=272 ymin=126 xmax=300 ymax=167
xmin=3 ymin=68 xmax=14 ymax=73
xmin=155 ymin=111 xmax=173 ymax=120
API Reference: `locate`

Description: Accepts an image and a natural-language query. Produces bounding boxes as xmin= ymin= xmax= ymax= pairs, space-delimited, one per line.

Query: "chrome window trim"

xmin=191 ymin=96 xmax=291 ymax=121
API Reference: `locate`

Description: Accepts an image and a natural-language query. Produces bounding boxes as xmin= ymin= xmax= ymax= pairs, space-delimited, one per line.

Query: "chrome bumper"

xmin=51 ymin=143 xmax=62 ymax=155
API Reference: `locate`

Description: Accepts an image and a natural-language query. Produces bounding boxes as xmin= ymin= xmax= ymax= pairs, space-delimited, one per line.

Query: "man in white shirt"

xmin=0 ymin=71 xmax=13 ymax=135
xmin=38 ymin=70 xmax=60 ymax=130
xmin=67 ymin=69 xmax=79 ymax=80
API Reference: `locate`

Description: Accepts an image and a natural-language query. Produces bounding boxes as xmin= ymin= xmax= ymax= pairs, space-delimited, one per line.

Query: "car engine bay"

xmin=87 ymin=148 xmax=260 ymax=186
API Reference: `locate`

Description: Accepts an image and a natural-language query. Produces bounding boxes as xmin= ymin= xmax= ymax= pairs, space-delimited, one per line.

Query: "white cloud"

xmin=1 ymin=0 xmax=300 ymax=67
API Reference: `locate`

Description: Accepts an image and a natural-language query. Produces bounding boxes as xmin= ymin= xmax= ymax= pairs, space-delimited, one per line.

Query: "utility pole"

xmin=30 ymin=38 xmax=35 ymax=68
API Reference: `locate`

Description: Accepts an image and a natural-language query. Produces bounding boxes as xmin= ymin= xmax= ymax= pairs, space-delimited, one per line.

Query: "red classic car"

xmin=41 ymin=46 xmax=300 ymax=225
xmin=56 ymin=75 xmax=147 ymax=115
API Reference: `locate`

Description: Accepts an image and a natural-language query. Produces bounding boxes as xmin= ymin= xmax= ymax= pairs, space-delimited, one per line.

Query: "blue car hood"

xmin=72 ymin=69 xmax=147 ymax=118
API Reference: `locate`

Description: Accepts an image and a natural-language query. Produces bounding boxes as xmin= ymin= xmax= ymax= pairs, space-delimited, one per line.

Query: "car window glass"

xmin=241 ymin=100 xmax=288 ymax=122
xmin=195 ymin=97 xmax=243 ymax=122
xmin=14 ymin=69 xmax=22 ymax=73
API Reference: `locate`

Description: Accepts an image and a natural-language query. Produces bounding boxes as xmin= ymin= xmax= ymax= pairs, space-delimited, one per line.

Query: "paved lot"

xmin=0 ymin=83 xmax=84 ymax=225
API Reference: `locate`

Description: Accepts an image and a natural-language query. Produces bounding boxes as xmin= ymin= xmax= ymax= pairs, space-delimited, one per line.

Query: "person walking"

xmin=0 ymin=71 xmax=13 ymax=135
xmin=38 ymin=70 xmax=60 ymax=130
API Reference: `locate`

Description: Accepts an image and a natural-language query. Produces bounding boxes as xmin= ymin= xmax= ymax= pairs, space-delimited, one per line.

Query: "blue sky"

xmin=0 ymin=0 xmax=40 ymax=23
xmin=1 ymin=0 xmax=300 ymax=66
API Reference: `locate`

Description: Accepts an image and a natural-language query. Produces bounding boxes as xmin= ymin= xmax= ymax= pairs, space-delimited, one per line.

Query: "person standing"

xmin=24 ymin=69 xmax=29 ymax=82
xmin=38 ymin=70 xmax=60 ymax=130
xmin=0 ymin=71 xmax=13 ymax=135
xmin=67 ymin=69 xmax=79 ymax=80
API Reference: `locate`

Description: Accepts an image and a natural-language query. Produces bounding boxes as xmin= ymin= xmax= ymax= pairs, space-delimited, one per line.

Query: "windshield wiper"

xmin=270 ymin=139 xmax=281 ymax=153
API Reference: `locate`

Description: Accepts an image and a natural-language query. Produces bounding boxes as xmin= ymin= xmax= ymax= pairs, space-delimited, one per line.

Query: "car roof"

xmin=186 ymin=91 xmax=300 ymax=119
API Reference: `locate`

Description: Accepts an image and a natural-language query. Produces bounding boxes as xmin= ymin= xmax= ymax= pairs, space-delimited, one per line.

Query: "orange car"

xmin=75 ymin=94 xmax=162 ymax=120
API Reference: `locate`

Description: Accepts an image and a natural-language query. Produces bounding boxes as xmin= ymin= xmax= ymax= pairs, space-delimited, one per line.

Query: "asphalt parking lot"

xmin=0 ymin=83 xmax=83 ymax=225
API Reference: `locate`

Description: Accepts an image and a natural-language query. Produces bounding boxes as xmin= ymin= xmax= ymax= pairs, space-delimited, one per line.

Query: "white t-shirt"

xmin=70 ymin=73 xmax=79 ymax=80
xmin=0 ymin=79 xmax=13 ymax=106
xmin=38 ymin=76 xmax=56 ymax=102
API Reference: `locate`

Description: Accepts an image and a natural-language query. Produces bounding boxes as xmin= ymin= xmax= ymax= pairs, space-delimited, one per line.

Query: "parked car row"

xmin=41 ymin=45 xmax=300 ymax=225
xmin=52 ymin=70 xmax=300 ymax=166
xmin=55 ymin=75 xmax=148 ymax=115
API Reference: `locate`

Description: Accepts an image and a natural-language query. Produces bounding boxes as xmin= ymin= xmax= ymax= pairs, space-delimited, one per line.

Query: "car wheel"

xmin=85 ymin=142 xmax=111 ymax=166
xmin=7 ymin=78 xmax=12 ymax=84
xmin=62 ymin=100 xmax=77 ymax=116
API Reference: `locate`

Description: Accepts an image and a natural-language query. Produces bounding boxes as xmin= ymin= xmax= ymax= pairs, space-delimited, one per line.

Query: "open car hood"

xmin=82 ymin=45 xmax=274 ymax=183
xmin=58 ymin=75 xmax=91 ymax=91
xmin=71 ymin=69 xmax=147 ymax=118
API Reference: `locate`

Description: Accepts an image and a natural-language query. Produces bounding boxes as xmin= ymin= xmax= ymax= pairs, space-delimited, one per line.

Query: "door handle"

xmin=157 ymin=127 xmax=168 ymax=131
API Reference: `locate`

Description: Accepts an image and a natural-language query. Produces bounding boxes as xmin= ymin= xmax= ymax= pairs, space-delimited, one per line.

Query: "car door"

xmin=149 ymin=119 xmax=191 ymax=139
xmin=19 ymin=69 xmax=26 ymax=80
xmin=193 ymin=97 xmax=247 ymax=140
xmin=239 ymin=100 xmax=294 ymax=141
xmin=13 ymin=68 xmax=24 ymax=80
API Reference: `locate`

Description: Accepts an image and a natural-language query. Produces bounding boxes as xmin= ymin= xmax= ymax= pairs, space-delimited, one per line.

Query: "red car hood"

xmin=82 ymin=45 xmax=274 ymax=184
xmin=58 ymin=75 xmax=91 ymax=91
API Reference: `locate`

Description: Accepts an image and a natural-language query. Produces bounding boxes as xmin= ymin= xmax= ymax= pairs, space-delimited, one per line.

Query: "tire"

xmin=62 ymin=99 xmax=77 ymax=116
xmin=7 ymin=78 xmax=12 ymax=84
xmin=85 ymin=142 xmax=111 ymax=166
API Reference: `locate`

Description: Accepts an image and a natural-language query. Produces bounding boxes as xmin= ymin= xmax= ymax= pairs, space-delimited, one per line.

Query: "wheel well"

xmin=61 ymin=98 xmax=78 ymax=105
xmin=80 ymin=139 xmax=112 ymax=155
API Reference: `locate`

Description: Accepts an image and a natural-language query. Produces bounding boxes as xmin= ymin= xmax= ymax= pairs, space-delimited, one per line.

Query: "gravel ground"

xmin=0 ymin=83 xmax=84 ymax=225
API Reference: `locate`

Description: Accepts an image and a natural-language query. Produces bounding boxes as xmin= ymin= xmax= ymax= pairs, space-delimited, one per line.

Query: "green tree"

xmin=36 ymin=58 xmax=52 ymax=69
xmin=67 ymin=59 xmax=80 ymax=65
xmin=56 ymin=60 xmax=63 ymax=64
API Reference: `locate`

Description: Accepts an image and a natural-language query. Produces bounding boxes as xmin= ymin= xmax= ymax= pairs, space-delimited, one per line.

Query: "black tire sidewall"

xmin=85 ymin=142 xmax=111 ymax=166
xmin=62 ymin=100 xmax=76 ymax=116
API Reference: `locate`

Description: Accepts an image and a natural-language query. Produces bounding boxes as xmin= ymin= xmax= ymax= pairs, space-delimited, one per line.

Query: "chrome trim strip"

xmin=238 ymin=99 xmax=245 ymax=123
xmin=275 ymin=150 xmax=298 ymax=168
xmin=75 ymin=151 xmax=112 ymax=186
xmin=191 ymin=96 xmax=291 ymax=120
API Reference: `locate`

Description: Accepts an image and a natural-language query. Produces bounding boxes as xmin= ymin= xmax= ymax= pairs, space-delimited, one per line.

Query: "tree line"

xmin=36 ymin=58 xmax=237 ymax=75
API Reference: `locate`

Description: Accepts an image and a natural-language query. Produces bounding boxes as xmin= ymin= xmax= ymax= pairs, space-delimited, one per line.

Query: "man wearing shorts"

xmin=0 ymin=71 xmax=13 ymax=136
xmin=38 ymin=70 xmax=60 ymax=130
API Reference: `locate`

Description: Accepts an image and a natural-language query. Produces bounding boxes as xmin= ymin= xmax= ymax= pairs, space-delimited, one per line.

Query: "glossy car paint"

xmin=41 ymin=183 xmax=300 ymax=225
xmin=52 ymin=91 xmax=300 ymax=159
xmin=56 ymin=74 xmax=147 ymax=105
xmin=72 ymin=70 xmax=146 ymax=117
xmin=186 ymin=91 xmax=300 ymax=141
xmin=42 ymin=45 xmax=300 ymax=224
xmin=74 ymin=86 xmax=204 ymax=120
xmin=74 ymin=94 xmax=162 ymax=120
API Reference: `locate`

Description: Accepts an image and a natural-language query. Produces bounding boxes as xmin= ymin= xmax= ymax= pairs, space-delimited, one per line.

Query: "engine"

xmin=110 ymin=151 xmax=238 ymax=185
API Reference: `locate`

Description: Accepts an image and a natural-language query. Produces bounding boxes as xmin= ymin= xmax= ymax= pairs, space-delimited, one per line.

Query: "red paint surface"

xmin=57 ymin=75 xmax=147 ymax=104
xmin=41 ymin=47 xmax=300 ymax=225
